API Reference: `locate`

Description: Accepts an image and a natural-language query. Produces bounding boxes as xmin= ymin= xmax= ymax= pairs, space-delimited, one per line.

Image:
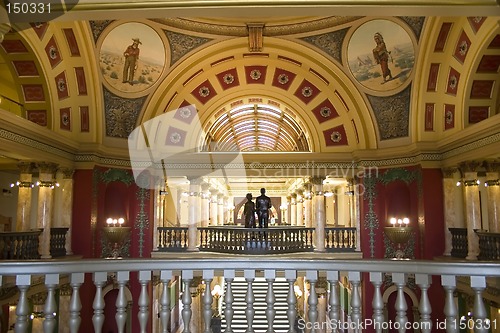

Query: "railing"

xmin=476 ymin=230 xmax=500 ymax=261
xmin=50 ymin=227 xmax=69 ymax=258
xmin=157 ymin=227 xmax=188 ymax=251
xmin=198 ymin=226 xmax=314 ymax=254
xmin=449 ymin=227 xmax=468 ymax=258
xmin=0 ymin=258 xmax=499 ymax=333
xmin=325 ymin=227 xmax=356 ymax=251
xmin=0 ymin=231 xmax=41 ymax=259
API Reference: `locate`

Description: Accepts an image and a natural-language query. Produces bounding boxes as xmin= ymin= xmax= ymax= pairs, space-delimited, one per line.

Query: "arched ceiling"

xmin=0 ymin=11 xmax=499 ymax=167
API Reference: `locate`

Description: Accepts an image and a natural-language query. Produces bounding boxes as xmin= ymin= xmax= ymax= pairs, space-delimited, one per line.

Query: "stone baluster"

xmin=138 ymin=271 xmax=151 ymax=333
xmin=92 ymin=272 xmax=107 ymax=333
xmin=60 ymin=168 xmax=74 ymax=255
xmin=442 ymin=168 xmax=464 ymax=256
xmin=181 ymin=270 xmax=193 ymax=333
xmin=187 ymin=177 xmax=200 ymax=252
xmin=484 ymin=161 xmax=500 ymax=233
xmin=392 ymin=273 xmax=408 ymax=333
xmin=116 ymin=271 xmax=129 ymax=333
xmin=370 ymin=272 xmax=384 ymax=333
xmin=285 ymin=270 xmax=297 ymax=333
xmin=209 ymin=189 xmax=218 ymax=226
xmin=200 ymin=183 xmax=210 ymax=227
xmin=290 ymin=194 xmax=297 ymax=226
xmin=306 ymin=270 xmax=318 ymax=333
xmin=224 ymin=270 xmax=235 ymax=333
xmin=69 ymin=273 xmax=84 ymax=333
xmin=441 ymin=275 xmax=458 ymax=333
xmin=459 ymin=161 xmax=482 ymax=260
xmin=416 ymin=274 xmax=432 ymax=333
xmin=349 ymin=271 xmax=362 ymax=332
xmin=327 ymin=271 xmax=340 ymax=331
xmin=43 ymin=274 xmax=59 ymax=333
xmin=312 ymin=176 xmax=326 ymax=252
xmin=16 ymin=162 xmax=34 ymax=232
xmin=159 ymin=270 xmax=172 ymax=333
xmin=265 ymin=270 xmax=276 ymax=333
xmin=36 ymin=162 xmax=58 ymax=259
xmin=202 ymin=270 xmax=214 ymax=333
xmin=15 ymin=275 xmax=31 ymax=333
xmin=245 ymin=270 xmax=255 ymax=333
xmin=296 ymin=189 xmax=304 ymax=226
xmin=471 ymin=276 xmax=488 ymax=333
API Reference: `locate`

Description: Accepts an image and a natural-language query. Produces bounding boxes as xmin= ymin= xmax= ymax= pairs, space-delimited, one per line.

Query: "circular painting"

xmin=100 ymin=22 xmax=166 ymax=93
xmin=347 ymin=19 xmax=414 ymax=92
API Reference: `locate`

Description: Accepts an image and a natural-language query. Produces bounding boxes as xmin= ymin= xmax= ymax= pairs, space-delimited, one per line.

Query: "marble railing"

xmin=449 ymin=228 xmax=468 ymax=258
xmin=1 ymin=258 xmax=499 ymax=333
xmin=0 ymin=231 xmax=41 ymax=260
xmin=157 ymin=227 xmax=189 ymax=251
xmin=324 ymin=227 xmax=356 ymax=251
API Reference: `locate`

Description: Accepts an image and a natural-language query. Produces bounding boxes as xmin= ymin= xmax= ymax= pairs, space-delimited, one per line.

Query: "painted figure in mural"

xmin=372 ymin=32 xmax=393 ymax=83
xmin=256 ymin=188 xmax=272 ymax=228
xmin=243 ymin=193 xmax=256 ymax=228
xmin=122 ymin=38 xmax=141 ymax=85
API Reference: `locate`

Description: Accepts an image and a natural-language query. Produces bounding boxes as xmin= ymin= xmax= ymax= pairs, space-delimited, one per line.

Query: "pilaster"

xmin=37 ymin=162 xmax=59 ymax=259
xmin=484 ymin=161 xmax=500 ymax=233
xmin=459 ymin=161 xmax=482 ymax=260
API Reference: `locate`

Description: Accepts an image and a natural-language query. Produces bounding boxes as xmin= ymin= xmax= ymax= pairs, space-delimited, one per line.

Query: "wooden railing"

xmin=0 ymin=231 xmax=41 ymax=259
xmin=449 ymin=227 xmax=468 ymax=258
xmin=325 ymin=227 xmax=356 ymax=251
xmin=50 ymin=227 xmax=69 ymax=258
xmin=476 ymin=231 xmax=500 ymax=261
xmin=198 ymin=226 xmax=314 ymax=254
xmin=157 ymin=227 xmax=189 ymax=251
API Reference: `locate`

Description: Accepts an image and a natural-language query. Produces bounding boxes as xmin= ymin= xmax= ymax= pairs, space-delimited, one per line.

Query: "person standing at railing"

xmin=256 ymin=188 xmax=272 ymax=228
xmin=243 ymin=193 xmax=256 ymax=228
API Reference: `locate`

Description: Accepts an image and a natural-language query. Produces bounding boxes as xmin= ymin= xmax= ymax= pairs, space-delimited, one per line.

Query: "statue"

xmin=255 ymin=188 xmax=272 ymax=228
xmin=243 ymin=193 xmax=256 ymax=228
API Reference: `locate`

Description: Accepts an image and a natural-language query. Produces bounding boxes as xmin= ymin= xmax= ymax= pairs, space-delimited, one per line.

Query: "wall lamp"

xmin=456 ymin=179 xmax=480 ymax=187
xmin=485 ymin=179 xmax=500 ymax=187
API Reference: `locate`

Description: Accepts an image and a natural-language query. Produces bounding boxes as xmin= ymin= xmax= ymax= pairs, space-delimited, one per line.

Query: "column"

xmin=187 ymin=177 xmax=200 ymax=252
xmin=16 ymin=162 xmax=35 ymax=231
xmin=303 ymin=184 xmax=312 ymax=228
xmin=290 ymin=193 xmax=297 ymax=226
xmin=442 ymin=168 xmax=463 ymax=256
xmin=296 ymin=189 xmax=304 ymax=226
xmin=200 ymin=183 xmax=210 ymax=227
xmin=217 ymin=194 xmax=225 ymax=226
xmin=60 ymin=168 xmax=74 ymax=255
xmin=37 ymin=162 xmax=58 ymax=259
xmin=209 ymin=189 xmax=218 ymax=226
xmin=484 ymin=161 xmax=500 ymax=233
xmin=285 ymin=196 xmax=291 ymax=225
xmin=459 ymin=161 xmax=482 ymax=260
xmin=312 ymin=176 xmax=326 ymax=252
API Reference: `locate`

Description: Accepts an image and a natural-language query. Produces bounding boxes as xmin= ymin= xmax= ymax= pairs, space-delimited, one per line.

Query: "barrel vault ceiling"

xmin=0 ymin=4 xmax=500 ymax=171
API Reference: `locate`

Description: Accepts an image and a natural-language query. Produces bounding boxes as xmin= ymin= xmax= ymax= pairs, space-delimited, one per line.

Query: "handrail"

xmin=1 ymin=257 xmax=499 ymax=276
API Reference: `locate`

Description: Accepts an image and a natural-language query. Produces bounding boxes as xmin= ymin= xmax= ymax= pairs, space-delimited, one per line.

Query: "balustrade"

xmin=0 ymin=258 xmax=499 ymax=333
xmin=0 ymin=230 xmax=41 ymax=259
xmin=324 ymin=227 xmax=356 ymax=251
xmin=449 ymin=228 xmax=468 ymax=258
xmin=50 ymin=227 xmax=69 ymax=258
xmin=157 ymin=227 xmax=189 ymax=251
xmin=476 ymin=231 xmax=500 ymax=261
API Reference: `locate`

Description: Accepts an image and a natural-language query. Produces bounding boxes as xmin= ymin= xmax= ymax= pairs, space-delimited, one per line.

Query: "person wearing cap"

xmin=123 ymin=38 xmax=141 ymax=85
xmin=372 ymin=32 xmax=392 ymax=83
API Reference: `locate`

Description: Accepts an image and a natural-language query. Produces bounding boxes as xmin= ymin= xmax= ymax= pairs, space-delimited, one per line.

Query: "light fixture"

xmin=10 ymin=181 xmax=34 ymax=188
xmin=485 ymin=179 xmax=500 ymax=187
xmin=324 ymin=191 xmax=334 ymax=197
xmin=35 ymin=180 xmax=60 ymax=189
xmin=461 ymin=179 xmax=480 ymax=186
xmin=106 ymin=217 xmax=125 ymax=226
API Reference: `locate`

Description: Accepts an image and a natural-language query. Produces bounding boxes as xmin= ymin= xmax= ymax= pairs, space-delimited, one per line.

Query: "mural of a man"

xmin=123 ymin=38 xmax=141 ymax=85
xmin=372 ymin=32 xmax=392 ymax=83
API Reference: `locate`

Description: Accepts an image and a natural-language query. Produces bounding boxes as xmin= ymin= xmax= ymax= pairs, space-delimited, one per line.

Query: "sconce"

xmin=456 ymin=179 xmax=480 ymax=187
xmin=102 ymin=217 xmax=130 ymax=259
xmin=10 ymin=181 xmax=34 ymax=188
xmin=384 ymin=217 xmax=413 ymax=259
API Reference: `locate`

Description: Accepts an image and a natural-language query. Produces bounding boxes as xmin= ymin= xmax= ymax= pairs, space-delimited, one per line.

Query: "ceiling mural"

xmin=347 ymin=19 xmax=415 ymax=92
xmin=99 ymin=22 xmax=166 ymax=93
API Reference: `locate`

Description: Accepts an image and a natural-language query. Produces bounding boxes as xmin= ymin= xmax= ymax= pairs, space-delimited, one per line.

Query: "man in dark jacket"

xmin=256 ymin=188 xmax=272 ymax=228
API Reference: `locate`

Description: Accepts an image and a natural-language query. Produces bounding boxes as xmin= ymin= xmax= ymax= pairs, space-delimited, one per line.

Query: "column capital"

xmin=442 ymin=167 xmax=459 ymax=178
xmin=200 ymin=182 xmax=210 ymax=191
xmin=17 ymin=161 xmax=35 ymax=174
xmin=296 ymin=188 xmax=304 ymax=197
xmin=0 ymin=23 xmax=10 ymax=43
xmin=459 ymin=161 xmax=482 ymax=174
xmin=290 ymin=193 xmax=297 ymax=199
xmin=186 ymin=176 xmax=202 ymax=185
xmin=37 ymin=162 xmax=58 ymax=175
xmin=60 ymin=168 xmax=75 ymax=179
xmin=310 ymin=176 xmax=325 ymax=185
xmin=483 ymin=160 xmax=500 ymax=173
